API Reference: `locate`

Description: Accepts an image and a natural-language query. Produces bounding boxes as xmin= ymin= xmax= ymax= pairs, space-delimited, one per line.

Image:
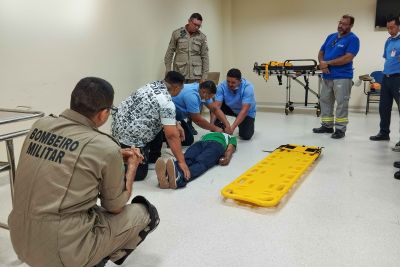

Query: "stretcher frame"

xmin=0 ymin=108 xmax=44 ymax=230
xmin=253 ymin=59 xmax=322 ymax=116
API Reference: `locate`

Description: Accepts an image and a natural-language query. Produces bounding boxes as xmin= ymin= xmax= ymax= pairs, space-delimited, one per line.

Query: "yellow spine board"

xmin=221 ymin=144 xmax=322 ymax=207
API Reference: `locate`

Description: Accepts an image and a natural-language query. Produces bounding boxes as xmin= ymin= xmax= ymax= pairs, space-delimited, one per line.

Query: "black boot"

xmin=312 ymin=126 xmax=333 ymax=133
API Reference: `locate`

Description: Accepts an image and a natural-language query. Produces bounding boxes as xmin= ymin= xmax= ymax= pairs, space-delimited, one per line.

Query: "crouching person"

xmin=8 ymin=77 xmax=159 ymax=267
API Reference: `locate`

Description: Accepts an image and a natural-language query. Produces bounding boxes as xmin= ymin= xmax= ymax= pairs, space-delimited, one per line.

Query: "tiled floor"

xmin=1 ymin=109 xmax=400 ymax=267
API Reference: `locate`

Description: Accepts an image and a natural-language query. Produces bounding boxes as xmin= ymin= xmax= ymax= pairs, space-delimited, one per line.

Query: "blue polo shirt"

xmin=383 ymin=34 xmax=400 ymax=75
xmin=320 ymin=32 xmax=360 ymax=80
xmin=215 ymin=78 xmax=256 ymax=118
xmin=172 ymin=83 xmax=211 ymax=120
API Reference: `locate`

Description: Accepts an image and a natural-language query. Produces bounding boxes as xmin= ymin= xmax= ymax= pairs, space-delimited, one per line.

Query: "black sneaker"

xmin=312 ymin=126 xmax=334 ymax=133
xmin=331 ymin=129 xmax=345 ymax=139
xmin=369 ymin=133 xmax=390 ymax=141
xmin=393 ymin=161 xmax=400 ymax=168
xmin=394 ymin=171 xmax=400 ymax=180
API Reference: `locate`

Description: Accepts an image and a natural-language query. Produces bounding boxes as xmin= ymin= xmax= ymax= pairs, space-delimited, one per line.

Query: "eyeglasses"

xmin=100 ymin=105 xmax=118 ymax=113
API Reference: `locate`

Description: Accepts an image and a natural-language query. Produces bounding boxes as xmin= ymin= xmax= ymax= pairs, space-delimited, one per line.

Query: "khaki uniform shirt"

xmin=8 ymin=109 xmax=142 ymax=267
xmin=164 ymin=26 xmax=209 ymax=80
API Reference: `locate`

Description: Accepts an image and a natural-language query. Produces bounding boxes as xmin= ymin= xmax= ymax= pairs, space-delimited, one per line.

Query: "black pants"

xmin=179 ymin=119 xmax=195 ymax=146
xmin=215 ymin=102 xmax=255 ymax=140
xmin=379 ymin=76 xmax=400 ymax=135
xmin=120 ymin=131 xmax=163 ymax=181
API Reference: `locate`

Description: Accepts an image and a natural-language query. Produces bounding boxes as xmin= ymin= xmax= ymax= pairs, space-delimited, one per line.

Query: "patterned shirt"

xmin=111 ymin=81 xmax=176 ymax=147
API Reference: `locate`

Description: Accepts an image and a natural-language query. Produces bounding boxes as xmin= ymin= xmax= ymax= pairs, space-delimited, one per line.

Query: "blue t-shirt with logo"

xmin=172 ymin=83 xmax=211 ymax=120
xmin=320 ymin=32 xmax=360 ymax=80
xmin=383 ymin=34 xmax=400 ymax=75
xmin=215 ymin=78 xmax=256 ymax=118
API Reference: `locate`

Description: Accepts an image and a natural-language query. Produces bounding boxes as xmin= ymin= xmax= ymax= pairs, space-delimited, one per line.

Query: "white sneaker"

xmin=155 ymin=158 xmax=169 ymax=189
xmin=392 ymin=141 xmax=400 ymax=152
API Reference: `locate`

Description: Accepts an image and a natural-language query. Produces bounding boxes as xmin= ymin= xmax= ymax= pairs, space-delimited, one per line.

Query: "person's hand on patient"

xmin=223 ymin=125 xmax=234 ymax=135
xmin=178 ymin=161 xmax=191 ymax=181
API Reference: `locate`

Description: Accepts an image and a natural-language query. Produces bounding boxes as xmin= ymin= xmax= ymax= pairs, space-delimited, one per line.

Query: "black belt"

xmin=384 ymin=73 xmax=400 ymax=78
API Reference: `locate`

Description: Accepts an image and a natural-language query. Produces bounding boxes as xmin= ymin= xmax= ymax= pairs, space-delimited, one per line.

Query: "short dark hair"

xmin=227 ymin=68 xmax=242 ymax=80
xmin=70 ymin=77 xmax=114 ymax=118
xmin=342 ymin=14 xmax=355 ymax=25
xmin=164 ymin=71 xmax=185 ymax=85
xmin=190 ymin=13 xmax=203 ymax=21
xmin=199 ymin=80 xmax=216 ymax=94
xmin=386 ymin=15 xmax=400 ymax=26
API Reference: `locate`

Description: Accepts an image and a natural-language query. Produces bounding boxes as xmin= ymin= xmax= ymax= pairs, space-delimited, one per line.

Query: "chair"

xmin=364 ymin=71 xmax=383 ymax=115
xmin=207 ymin=72 xmax=220 ymax=85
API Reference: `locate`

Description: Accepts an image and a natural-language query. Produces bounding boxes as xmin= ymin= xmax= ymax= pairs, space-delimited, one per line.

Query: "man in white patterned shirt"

xmin=112 ymin=71 xmax=190 ymax=181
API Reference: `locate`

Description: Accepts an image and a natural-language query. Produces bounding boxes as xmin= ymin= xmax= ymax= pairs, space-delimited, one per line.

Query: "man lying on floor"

xmin=155 ymin=132 xmax=237 ymax=189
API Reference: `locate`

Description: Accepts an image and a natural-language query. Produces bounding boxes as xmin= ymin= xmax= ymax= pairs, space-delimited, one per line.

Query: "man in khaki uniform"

xmin=165 ymin=13 xmax=210 ymax=135
xmin=8 ymin=77 xmax=159 ymax=267
xmin=164 ymin=13 xmax=209 ymax=83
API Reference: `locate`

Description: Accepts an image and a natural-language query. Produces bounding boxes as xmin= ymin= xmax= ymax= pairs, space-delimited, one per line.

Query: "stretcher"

xmin=253 ymin=59 xmax=322 ymax=116
xmin=221 ymin=144 xmax=322 ymax=207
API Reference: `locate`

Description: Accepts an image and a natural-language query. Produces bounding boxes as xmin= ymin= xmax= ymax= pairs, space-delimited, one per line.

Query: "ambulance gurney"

xmin=253 ymin=59 xmax=322 ymax=116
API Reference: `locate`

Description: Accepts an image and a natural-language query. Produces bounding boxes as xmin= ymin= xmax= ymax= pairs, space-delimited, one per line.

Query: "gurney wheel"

xmin=316 ymin=109 xmax=321 ymax=117
xmin=289 ymin=106 xmax=294 ymax=112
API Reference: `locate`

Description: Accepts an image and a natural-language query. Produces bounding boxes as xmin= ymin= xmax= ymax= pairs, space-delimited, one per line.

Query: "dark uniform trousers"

xmin=215 ymin=102 xmax=255 ymax=140
xmin=379 ymin=76 xmax=400 ymax=135
xmin=120 ymin=131 xmax=164 ymax=181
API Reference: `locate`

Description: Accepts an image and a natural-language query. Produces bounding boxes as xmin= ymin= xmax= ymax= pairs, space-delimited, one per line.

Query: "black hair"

xmin=342 ymin=14 xmax=355 ymax=25
xmin=386 ymin=15 xmax=400 ymax=26
xmin=164 ymin=71 xmax=185 ymax=85
xmin=227 ymin=68 xmax=242 ymax=80
xmin=190 ymin=13 xmax=203 ymax=21
xmin=199 ymin=80 xmax=216 ymax=94
xmin=70 ymin=77 xmax=114 ymax=118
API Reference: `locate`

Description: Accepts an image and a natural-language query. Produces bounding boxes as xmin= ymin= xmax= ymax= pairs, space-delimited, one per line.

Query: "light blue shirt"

xmin=215 ymin=78 xmax=256 ymax=118
xmin=383 ymin=34 xmax=400 ymax=75
xmin=172 ymin=83 xmax=211 ymax=120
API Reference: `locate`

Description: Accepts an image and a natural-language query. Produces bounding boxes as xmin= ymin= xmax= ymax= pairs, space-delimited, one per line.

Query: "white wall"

xmin=229 ymin=0 xmax=388 ymax=109
xmin=0 ymin=0 xmax=226 ymax=113
xmin=0 ymin=0 xmax=391 ymax=162
xmin=0 ymin=0 xmax=226 ymax=161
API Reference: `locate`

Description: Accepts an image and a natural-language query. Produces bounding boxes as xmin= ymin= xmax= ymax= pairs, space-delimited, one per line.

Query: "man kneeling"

xmin=8 ymin=77 xmax=159 ymax=267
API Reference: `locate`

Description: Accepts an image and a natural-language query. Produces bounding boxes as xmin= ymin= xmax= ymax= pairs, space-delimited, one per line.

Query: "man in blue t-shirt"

xmin=312 ymin=14 xmax=360 ymax=139
xmin=212 ymin=68 xmax=256 ymax=140
xmin=370 ymin=16 xmax=400 ymax=148
xmin=172 ymin=81 xmax=232 ymax=146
